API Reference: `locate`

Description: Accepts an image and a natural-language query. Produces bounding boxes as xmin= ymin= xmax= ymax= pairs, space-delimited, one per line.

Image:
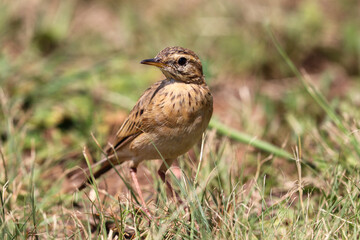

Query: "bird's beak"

xmin=140 ymin=58 xmax=166 ymax=68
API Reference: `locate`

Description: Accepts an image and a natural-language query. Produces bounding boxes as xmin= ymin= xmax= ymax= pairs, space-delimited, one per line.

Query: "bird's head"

xmin=141 ymin=46 xmax=204 ymax=84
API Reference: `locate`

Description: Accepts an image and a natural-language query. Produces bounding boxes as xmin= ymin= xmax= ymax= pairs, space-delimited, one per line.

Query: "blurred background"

xmin=1 ymin=0 xmax=360 ymax=238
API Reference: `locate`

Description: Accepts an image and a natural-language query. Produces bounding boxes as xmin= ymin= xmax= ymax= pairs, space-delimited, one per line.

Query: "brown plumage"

xmin=77 ymin=46 xmax=213 ymax=217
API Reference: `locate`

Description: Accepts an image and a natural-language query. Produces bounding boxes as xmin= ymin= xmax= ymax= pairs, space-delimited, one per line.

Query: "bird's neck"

xmin=167 ymin=76 xmax=206 ymax=85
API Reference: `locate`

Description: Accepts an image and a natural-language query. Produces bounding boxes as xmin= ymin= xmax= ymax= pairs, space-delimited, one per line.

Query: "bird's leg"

xmin=129 ymin=167 xmax=152 ymax=219
xmin=157 ymin=159 xmax=184 ymax=205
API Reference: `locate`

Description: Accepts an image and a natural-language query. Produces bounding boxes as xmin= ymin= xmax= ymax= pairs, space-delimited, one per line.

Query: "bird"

xmin=77 ymin=46 xmax=213 ymax=218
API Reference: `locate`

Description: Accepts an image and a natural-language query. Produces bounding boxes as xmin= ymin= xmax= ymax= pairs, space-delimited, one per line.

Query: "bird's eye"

xmin=178 ymin=57 xmax=187 ymax=66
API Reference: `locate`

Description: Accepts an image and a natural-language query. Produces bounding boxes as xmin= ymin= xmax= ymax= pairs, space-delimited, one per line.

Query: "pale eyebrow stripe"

xmin=172 ymin=54 xmax=198 ymax=62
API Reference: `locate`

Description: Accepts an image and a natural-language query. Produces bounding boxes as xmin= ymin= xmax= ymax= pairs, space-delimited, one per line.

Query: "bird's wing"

xmin=105 ymin=79 xmax=166 ymax=154
xmin=71 ymin=80 xmax=169 ymax=191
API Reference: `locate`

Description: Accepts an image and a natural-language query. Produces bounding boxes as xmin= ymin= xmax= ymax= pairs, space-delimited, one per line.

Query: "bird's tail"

xmin=67 ymin=154 xmax=126 ymax=192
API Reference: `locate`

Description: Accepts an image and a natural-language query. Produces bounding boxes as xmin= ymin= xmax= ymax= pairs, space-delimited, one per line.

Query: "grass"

xmin=1 ymin=0 xmax=360 ymax=239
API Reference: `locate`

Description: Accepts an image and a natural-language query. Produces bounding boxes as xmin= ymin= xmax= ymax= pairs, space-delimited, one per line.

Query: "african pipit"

xmin=78 ymin=46 xmax=213 ymax=217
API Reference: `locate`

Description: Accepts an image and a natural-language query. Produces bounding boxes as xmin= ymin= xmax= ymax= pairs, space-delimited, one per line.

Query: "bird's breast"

xmin=153 ymin=82 xmax=212 ymax=128
xmin=147 ymin=82 xmax=212 ymax=153
xmin=130 ymin=81 xmax=213 ymax=160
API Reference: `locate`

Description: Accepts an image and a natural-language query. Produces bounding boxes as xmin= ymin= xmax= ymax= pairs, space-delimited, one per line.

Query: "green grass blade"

xmin=266 ymin=25 xmax=360 ymax=158
xmin=209 ymin=118 xmax=292 ymax=160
